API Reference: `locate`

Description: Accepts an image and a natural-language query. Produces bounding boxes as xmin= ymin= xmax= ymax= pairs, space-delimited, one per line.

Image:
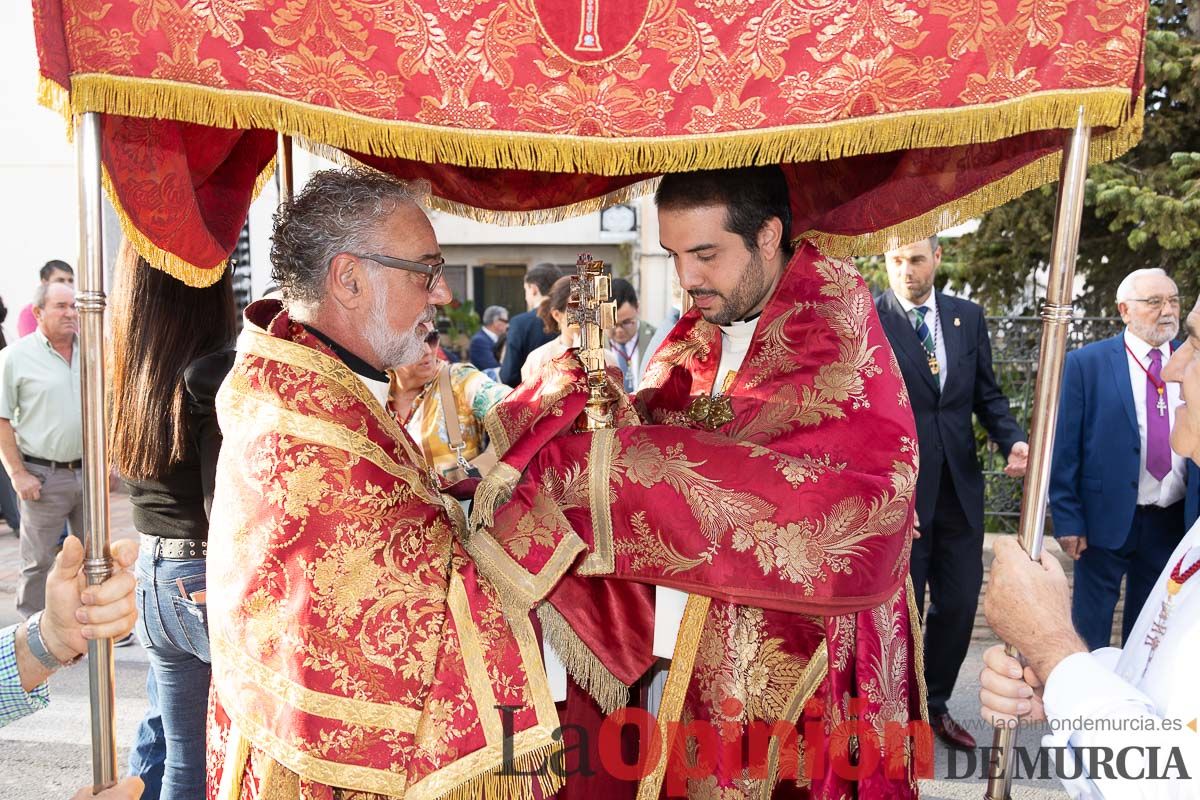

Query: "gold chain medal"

xmin=687 ymin=372 xmax=737 ymax=431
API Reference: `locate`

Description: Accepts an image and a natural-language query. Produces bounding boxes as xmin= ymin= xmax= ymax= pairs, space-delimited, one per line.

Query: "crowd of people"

xmin=0 ymin=164 xmax=1195 ymax=799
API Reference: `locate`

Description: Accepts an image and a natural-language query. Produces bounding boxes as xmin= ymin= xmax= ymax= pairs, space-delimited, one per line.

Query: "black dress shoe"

xmin=930 ymin=712 xmax=976 ymax=751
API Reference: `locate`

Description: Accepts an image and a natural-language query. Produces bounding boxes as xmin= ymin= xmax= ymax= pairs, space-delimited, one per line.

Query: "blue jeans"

xmin=127 ymin=544 xmax=211 ymax=800
xmin=128 ymin=671 xmax=164 ymax=799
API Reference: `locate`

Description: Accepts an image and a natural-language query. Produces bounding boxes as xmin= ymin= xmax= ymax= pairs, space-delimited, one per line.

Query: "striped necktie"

xmin=913 ymin=306 xmax=935 ymax=359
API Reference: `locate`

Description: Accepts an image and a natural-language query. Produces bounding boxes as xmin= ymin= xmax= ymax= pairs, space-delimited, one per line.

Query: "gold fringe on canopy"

xmin=101 ymin=158 xmax=277 ymax=288
xmin=803 ymin=95 xmax=1144 ymax=258
xmin=537 ymin=603 xmax=630 ymax=715
xmin=302 ymin=138 xmax=661 ymax=225
xmin=49 ymin=72 xmax=1143 ymax=267
xmin=429 ymin=182 xmax=657 ymax=226
xmin=37 ymin=77 xmax=73 ymax=140
xmin=55 ymin=72 xmax=1136 ymax=178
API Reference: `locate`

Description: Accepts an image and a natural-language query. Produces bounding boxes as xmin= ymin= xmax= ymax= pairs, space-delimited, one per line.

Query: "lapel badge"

xmin=954 ymin=317 xmax=961 ymax=327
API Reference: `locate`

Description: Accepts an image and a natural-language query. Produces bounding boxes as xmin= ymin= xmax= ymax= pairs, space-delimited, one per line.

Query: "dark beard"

xmin=694 ymin=249 xmax=770 ymax=326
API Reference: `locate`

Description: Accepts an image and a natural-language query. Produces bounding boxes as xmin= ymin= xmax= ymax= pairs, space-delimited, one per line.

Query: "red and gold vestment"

xmin=469 ymin=243 xmax=927 ymax=798
xmin=206 ymin=300 xmax=561 ymax=800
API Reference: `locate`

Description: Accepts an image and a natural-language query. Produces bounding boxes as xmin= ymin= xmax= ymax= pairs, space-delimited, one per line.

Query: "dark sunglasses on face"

xmin=424 ymin=330 xmax=441 ymax=345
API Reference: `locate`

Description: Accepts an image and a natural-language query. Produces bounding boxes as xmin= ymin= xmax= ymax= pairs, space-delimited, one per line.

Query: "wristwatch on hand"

xmin=25 ymin=611 xmax=82 ymax=670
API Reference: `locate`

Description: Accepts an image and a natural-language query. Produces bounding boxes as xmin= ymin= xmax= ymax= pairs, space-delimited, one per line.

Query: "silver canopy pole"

xmin=76 ymin=110 xmax=117 ymax=794
xmin=984 ymin=107 xmax=1092 ymax=800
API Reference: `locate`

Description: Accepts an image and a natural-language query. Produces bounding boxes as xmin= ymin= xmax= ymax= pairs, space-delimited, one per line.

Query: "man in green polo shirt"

xmin=0 ymin=281 xmax=83 ymax=617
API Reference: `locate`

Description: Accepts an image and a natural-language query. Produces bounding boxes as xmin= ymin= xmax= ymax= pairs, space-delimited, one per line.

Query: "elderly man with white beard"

xmin=1050 ymin=269 xmax=1199 ymax=652
xmin=205 ymin=169 xmax=565 ymax=800
xmin=980 ymin=295 xmax=1200 ymax=799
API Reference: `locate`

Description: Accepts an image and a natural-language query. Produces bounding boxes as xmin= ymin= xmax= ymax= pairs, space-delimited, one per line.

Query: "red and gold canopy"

xmin=32 ymin=0 xmax=1146 ymax=286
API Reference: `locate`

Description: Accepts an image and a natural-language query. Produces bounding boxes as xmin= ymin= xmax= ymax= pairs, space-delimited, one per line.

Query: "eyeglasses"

xmin=1127 ymin=296 xmax=1182 ymax=311
xmin=610 ymin=318 xmax=639 ymax=331
xmin=423 ymin=330 xmax=440 ymax=345
xmin=352 ymin=252 xmax=446 ymax=293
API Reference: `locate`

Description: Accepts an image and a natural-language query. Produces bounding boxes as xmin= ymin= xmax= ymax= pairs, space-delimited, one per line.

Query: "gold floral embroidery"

xmin=732 ymin=257 xmax=881 ymax=440
xmin=192 ymin=0 xmax=262 ymax=46
xmin=613 ymin=436 xmax=777 ymax=542
xmin=888 ymin=349 xmax=910 ymax=408
xmin=862 ymin=589 xmax=912 ymax=741
xmin=507 ymin=491 xmax=576 ymax=560
xmin=616 ymin=510 xmax=710 ymax=574
xmin=240 ymin=45 xmax=405 ymax=116
xmin=694 ymin=605 xmax=815 ymax=725
xmin=769 ymin=452 xmax=846 ymax=487
xmin=781 ymin=48 xmax=951 ymax=123
xmin=265 ymin=0 xmax=373 ymax=57
xmin=733 ymin=458 xmax=916 ymax=593
xmin=694 ymin=0 xmax=751 ymax=24
xmin=510 ymin=73 xmax=674 ymax=136
xmin=830 ymin=613 xmax=856 ymax=672
xmin=640 ymin=318 xmax=715 ymax=389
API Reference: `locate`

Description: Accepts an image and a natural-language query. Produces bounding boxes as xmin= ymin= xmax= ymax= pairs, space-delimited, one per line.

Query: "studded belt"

xmin=141 ymin=533 xmax=207 ymax=559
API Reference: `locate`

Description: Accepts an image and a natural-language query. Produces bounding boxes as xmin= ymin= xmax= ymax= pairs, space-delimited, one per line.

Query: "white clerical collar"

xmin=719 ymin=316 xmax=760 ymax=341
xmin=1124 ymin=329 xmax=1170 ymax=362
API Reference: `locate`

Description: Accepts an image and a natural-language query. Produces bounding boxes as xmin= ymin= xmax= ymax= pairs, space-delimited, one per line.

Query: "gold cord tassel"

xmin=469 ymin=462 xmax=521 ymax=533
xmin=538 ymin=602 xmax=631 ymax=714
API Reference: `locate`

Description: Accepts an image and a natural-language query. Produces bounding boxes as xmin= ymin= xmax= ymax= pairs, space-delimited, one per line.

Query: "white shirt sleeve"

xmin=0 ymin=347 xmax=17 ymax=421
xmin=1042 ymin=652 xmax=1200 ymax=799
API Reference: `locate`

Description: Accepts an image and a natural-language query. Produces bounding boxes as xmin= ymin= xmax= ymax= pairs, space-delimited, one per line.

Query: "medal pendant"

xmin=1156 ymin=390 xmax=1167 ymax=417
xmin=687 ymin=395 xmax=712 ymax=424
xmin=707 ymin=397 xmax=734 ymax=430
xmin=686 ymin=394 xmax=734 ymax=430
xmin=928 ymin=355 xmax=940 ymax=375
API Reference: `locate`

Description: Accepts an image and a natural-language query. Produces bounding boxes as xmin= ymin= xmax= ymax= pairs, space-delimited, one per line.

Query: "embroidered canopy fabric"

xmin=33 ymin=0 xmax=1146 ymax=285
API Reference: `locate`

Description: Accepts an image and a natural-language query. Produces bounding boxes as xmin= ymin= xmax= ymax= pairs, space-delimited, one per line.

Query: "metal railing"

xmin=981 ymin=316 xmax=1124 ymax=532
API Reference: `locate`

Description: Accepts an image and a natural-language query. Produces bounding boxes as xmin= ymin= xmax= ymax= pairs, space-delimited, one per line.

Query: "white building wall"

xmin=1 ymin=3 xmax=79 ymax=342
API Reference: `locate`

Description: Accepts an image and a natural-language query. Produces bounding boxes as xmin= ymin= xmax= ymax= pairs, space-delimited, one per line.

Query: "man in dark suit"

xmin=468 ymin=304 xmax=508 ymax=378
xmin=500 ymin=263 xmax=560 ymax=387
xmin=876 ymin=236 xmax=1028 ymax=751
xmin=1050 ymin=268 xmax=1200 ymax=653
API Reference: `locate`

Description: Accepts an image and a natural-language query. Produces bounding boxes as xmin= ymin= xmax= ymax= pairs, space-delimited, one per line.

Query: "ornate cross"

xmin=567 ymin=253 xmax=617 ymax=430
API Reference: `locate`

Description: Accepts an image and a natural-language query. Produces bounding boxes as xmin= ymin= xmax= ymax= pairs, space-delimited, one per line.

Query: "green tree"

xmin=947 ymin=1 xmax=1200 ymax=315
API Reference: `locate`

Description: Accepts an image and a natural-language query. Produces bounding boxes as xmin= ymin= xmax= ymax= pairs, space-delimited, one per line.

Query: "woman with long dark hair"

xmin=109 ymin=242 xmax=236 ymax=800
xmin=520 ymin=275 xmax=617 ymax=383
